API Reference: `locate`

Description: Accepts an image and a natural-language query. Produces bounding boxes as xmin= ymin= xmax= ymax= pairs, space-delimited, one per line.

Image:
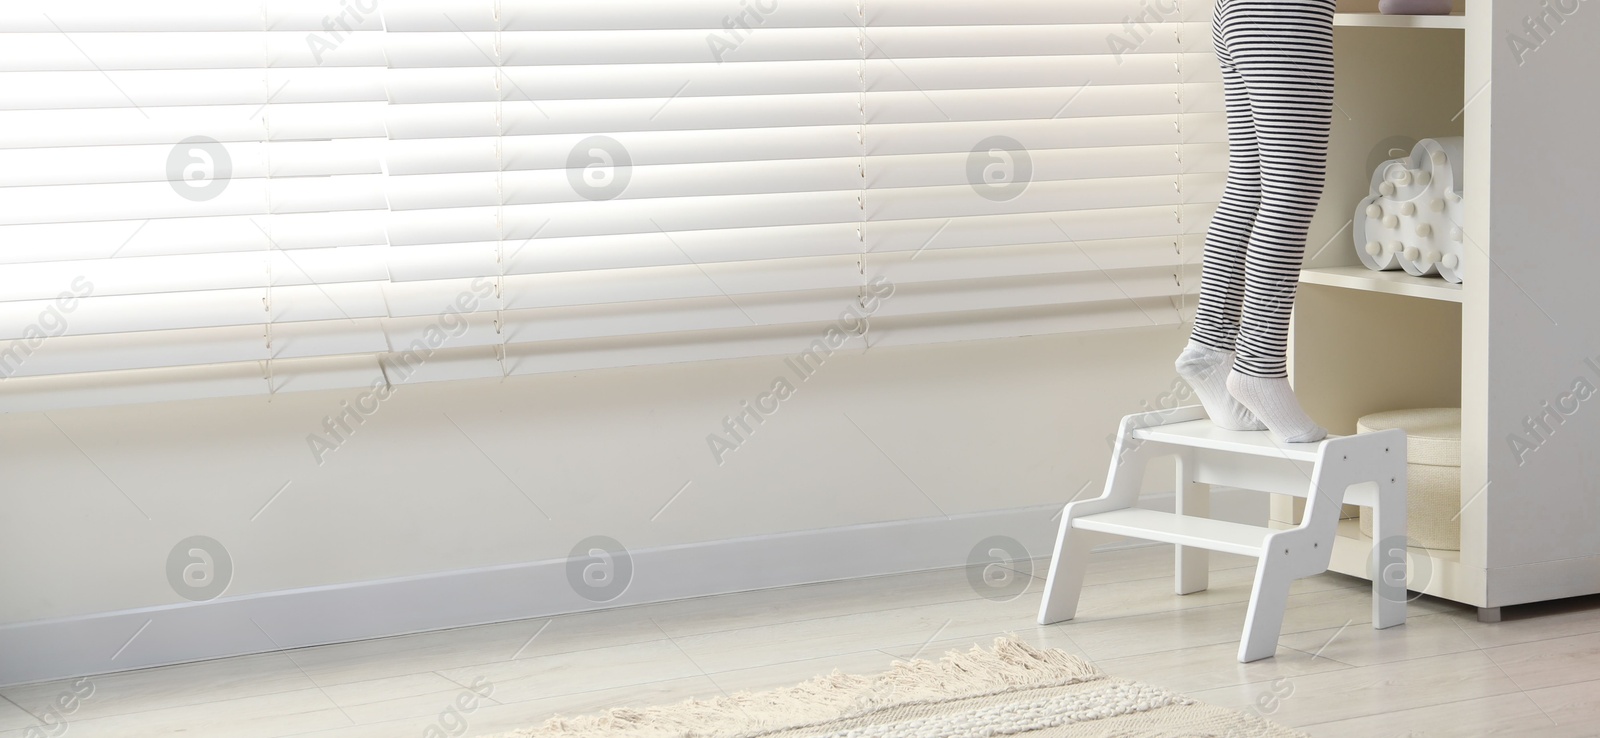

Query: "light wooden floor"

xmin=5 ymin=545 xmax=1599 ymax=737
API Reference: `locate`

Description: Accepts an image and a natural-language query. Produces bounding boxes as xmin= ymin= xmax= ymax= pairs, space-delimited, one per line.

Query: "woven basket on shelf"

xmin=1356 ymin=407 xmax=1462 ymax=551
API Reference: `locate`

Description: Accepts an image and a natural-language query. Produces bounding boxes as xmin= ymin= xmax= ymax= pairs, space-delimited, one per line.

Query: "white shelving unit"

xmin=1284 ymin=1 xmax=1600 ymax=621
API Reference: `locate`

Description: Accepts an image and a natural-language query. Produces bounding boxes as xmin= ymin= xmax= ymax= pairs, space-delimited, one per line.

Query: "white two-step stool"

xmin=1037 ymin=406 xmax=1409 ymax=663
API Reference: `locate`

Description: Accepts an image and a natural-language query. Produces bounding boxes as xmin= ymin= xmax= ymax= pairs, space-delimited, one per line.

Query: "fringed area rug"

xmin=492 ymin=636 xmax=1308 ymax=738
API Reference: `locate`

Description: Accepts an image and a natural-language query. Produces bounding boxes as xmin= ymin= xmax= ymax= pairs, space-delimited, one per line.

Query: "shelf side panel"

xmin=1479 ymin=0 xmax=1600 ymax=577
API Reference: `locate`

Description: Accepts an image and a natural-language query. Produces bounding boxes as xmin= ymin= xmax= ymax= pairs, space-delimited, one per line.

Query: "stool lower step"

xmin=1073 ymin=509 xmax=1272 ymax=558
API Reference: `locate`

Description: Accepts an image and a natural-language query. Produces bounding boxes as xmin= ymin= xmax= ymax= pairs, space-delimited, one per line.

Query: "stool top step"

xmin=1129 ymin=418 xmax=1344 ymax=463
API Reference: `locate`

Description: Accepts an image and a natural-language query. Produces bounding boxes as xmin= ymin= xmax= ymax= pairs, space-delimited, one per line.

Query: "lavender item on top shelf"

xmin=1379 ymin=0 xmax=1454 ymax=14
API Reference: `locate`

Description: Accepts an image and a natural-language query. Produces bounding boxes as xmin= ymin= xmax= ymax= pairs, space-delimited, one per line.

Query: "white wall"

xmin=0 ymin=326 xmax=1197 ymax=626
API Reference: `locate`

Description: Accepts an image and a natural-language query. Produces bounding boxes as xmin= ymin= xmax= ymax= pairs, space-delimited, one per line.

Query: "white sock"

xmin=1174 ymin=341 xmax=1265 ymax=431
xmin=1225 ymin=371 xmax=1327 ymax=443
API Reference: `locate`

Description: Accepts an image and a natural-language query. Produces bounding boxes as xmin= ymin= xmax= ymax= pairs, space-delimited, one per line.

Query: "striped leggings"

xmin=1190 ymin=0 xmax=1336 ymax=378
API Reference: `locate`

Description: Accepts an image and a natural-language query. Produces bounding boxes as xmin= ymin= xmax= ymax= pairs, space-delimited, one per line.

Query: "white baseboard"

xmin=0 ymin=504 xmax=1060 ymax=687
xmin=0 ymin=488 xmax=1267 ymax=687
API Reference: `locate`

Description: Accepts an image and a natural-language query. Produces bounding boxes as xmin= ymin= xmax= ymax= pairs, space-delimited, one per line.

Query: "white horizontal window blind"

xmin=0 ymin=0 xmax=391 ymax=409
xmin=0 ymin=0 xmax=1224 ymax=411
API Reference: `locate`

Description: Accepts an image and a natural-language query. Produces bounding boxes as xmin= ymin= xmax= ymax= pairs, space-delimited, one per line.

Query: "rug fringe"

xmin=493 ymin=635 xmax=1103 ymax=738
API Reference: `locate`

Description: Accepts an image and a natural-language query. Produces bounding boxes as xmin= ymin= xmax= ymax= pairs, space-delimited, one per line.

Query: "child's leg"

xmin=1222 ymin=0 xmax=1336 ymax=442
xmin=1178 ymin=0 xmax=1265 ymax=431
xmin=1190 ymin=61 xmax=1259 ymax=349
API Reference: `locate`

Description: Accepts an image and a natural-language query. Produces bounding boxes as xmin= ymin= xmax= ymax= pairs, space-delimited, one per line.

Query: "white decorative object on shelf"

xmin=1353 ymin=137 xmax=1466 ymax=284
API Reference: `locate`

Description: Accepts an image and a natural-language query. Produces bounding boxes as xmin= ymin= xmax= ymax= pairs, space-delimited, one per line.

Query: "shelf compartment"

xmin=1333 ymin=12 xmax=1466 ymax=29
xmin=1300 ymin=266 xmax=1463 ymax=303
